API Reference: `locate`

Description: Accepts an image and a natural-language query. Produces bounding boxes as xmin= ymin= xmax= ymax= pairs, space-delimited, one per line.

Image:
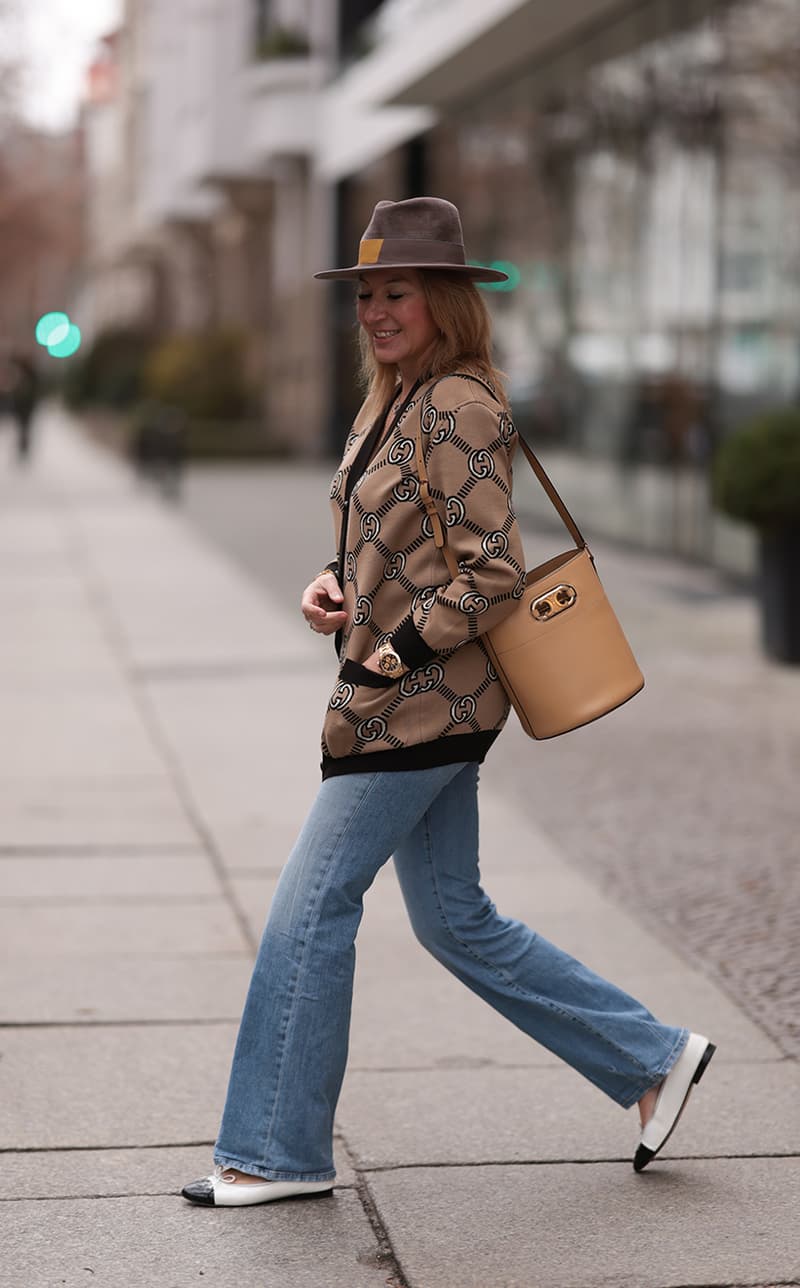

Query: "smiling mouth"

xmin=373 ymin=330 xmax=400 ymax=339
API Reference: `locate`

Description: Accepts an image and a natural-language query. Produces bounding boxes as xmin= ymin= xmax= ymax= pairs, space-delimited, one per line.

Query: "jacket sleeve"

xmin=390 ymin=398 xmax=526 ymax=668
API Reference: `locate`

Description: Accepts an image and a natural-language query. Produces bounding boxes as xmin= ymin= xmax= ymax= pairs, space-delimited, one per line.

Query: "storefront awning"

xmin=378 ymin=0 xmax=717 ymax=109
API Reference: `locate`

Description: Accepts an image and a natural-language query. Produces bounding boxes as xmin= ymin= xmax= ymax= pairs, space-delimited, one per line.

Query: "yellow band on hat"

xmin=359 ymin=238 xmax=383 ymax=265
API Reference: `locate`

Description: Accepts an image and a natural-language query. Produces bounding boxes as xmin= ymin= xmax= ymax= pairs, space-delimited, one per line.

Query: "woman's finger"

xmin=313 ymin=610 xmax=348 ymax=635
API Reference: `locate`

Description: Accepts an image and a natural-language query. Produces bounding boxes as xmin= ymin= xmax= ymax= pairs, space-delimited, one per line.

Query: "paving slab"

xmin=2 ymin=680 xmax=173 ymax=776
xmin=368 ymin=1158 xmax=800 ymax=1288
xmin=0 ymin=777 xmax=198 ymax=848
xmin=72 ymin=500 xmax=322 ymax=673
xmin=144 ymin=671 xmax=328 ymax=871
xmin=0 ymin=506 xmax=70 ymax=559
xmin=0 ymin=955 xmax=252 ymax=1024
xmin=354 ymin=871 xmax=557 ymax=1071
xmin=0 ymin=579 xmax=119 ymax=678
xmin=191 ymin=816 xmax=309 ymax=877
xmin=350 ymin=963 xmax=558 ymax=1071
xmin=0 ymin=1024 xmax=238 ymax=1149
xmin=0 ymin=899 xmax=246 ymax=955
xmin=27 ymin=412 xmax=129 ymax=494
xmin=4 ymin=721 xmax=165 ymax=793
xmin=5 ymin=1191 xmax=389 ymax=1288
xmin=0 ymin=1146 xmax=216 ymax=1201
xmin=337 ymin=1058 xmax=796 ymax=1168
xmin=0 ymin=853 xmax=218 ymax=899
xmin=0 ymin=1142 xmax=357 ymax=1200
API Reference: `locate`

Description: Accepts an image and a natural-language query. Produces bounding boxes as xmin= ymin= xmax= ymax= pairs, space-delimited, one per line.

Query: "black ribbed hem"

xmin=321 ymin=731 xmax=499 ymax=780
xmin=391 ymin=616 xmax=437 ymax=670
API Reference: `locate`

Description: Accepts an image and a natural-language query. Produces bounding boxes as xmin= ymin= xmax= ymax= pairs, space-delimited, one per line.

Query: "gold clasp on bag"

xmin=530 ymin=583 xmax=577 ymax=620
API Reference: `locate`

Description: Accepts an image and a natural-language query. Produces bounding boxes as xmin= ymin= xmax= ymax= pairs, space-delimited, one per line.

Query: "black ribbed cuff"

xmin=391 ymin=616 xmax=437 ymax=670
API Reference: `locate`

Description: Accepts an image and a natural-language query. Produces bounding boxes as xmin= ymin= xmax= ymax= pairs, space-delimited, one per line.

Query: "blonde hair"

xmin=357 ymin=270 xmax=509 ymax=421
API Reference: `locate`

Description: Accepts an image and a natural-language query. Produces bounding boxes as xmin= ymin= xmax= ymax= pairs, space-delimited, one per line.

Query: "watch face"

xmin=379 ymin=646 xmax=402 ymax=675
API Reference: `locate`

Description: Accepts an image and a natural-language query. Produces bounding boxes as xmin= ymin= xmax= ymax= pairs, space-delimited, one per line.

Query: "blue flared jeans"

xmin=215 ymin=762 xmax=687 ymax=1182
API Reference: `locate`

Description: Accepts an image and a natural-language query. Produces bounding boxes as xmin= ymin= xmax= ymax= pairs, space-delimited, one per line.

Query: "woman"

xmin=182 ymin=198 xmax=714 ymax=1208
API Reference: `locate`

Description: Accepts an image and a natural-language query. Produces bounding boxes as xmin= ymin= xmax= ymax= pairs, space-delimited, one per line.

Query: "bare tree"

xmin=0 ymin=0 xmax=22 ymax=125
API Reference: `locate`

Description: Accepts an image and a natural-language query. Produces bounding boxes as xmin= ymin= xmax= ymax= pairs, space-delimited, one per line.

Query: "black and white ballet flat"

xmin=634 ymin=1032 xmax=716 ymax=1172
xmin=181 ymin=1165 xmax=334 ymax=1207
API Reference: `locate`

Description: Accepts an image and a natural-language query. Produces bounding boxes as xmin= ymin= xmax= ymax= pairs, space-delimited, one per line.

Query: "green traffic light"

xmin=47 ymin=323 xmax=82 ymax=359
xmin=35 ymin=311 xmax=70 ymax=347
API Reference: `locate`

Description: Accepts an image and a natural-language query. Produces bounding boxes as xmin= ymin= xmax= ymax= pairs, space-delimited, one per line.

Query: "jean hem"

xmin=213 ymin=1154 xmax=336 ymax=1184
xmin=616 ymin=1027 xmax=690 ymax=1110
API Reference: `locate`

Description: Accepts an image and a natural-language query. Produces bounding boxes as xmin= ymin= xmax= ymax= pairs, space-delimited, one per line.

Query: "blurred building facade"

xmin=0 ymin=123 xmax=84 ymax=355
xmin=324 ymin=0 xmax=800 ymax=570
xmin=78 ymin=0 xmax=800 ymax=568
xmin=80 ymin=0 xmax=337 ymax=452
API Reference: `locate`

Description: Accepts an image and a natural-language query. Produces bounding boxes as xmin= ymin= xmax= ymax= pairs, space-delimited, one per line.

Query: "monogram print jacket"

xmin=321 ymin=373 xmax=526 ymax=778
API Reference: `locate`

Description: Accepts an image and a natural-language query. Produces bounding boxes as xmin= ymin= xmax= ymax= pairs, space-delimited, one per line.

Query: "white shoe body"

xmin=634 ymin=1031 xmax=716 ymax=1171
xmin=182 ymin=1166 xmax=334 ymax=1207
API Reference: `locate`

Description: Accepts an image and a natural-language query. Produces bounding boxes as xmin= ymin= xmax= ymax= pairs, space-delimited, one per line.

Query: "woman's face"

xmin=356 ymin=269 xmax=439 ymax=380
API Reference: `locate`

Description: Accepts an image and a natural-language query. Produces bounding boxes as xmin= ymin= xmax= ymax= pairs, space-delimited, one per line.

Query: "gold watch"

xmin=377 ymin=640 xmax=406 ymax=678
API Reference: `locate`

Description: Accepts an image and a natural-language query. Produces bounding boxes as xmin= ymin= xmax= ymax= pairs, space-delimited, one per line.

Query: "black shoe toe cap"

xmin=633 ymin=1144 xmax=654 ymax=1172
xmin=181 ymin=1178 xmax=216 ymax=1205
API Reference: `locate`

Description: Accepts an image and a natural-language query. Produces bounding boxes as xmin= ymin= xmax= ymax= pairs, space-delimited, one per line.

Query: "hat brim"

xmin=313 ymin=261 xmax=509 ymax=284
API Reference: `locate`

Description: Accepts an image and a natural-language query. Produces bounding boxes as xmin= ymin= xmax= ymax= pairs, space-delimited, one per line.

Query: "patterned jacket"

xmin=321 ymin=373 xmax=526 ymax=778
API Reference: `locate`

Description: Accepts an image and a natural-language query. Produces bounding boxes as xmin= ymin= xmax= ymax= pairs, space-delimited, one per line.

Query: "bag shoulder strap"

xmin=414 ymin=374 xmax=587 ymax=581
xmin=512 ymin=437 xmax=586 ymax=550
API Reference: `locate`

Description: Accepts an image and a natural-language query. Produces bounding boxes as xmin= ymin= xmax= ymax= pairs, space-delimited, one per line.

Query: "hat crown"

xmin=364 ymin=198 xmax=464 ymax=249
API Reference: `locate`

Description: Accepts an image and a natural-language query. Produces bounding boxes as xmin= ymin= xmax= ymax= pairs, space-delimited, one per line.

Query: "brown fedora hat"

xmin=314 ymin=197 xmax=508 ymax=283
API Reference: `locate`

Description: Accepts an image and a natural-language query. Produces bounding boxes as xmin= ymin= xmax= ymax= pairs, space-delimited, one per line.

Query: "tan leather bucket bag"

xmin=414 ymin=383 xmax=644 ymax=739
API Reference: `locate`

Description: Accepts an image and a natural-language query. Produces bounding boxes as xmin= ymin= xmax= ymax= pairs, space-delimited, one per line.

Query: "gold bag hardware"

xmin=530 ymin=583 xmax=577 ymax=620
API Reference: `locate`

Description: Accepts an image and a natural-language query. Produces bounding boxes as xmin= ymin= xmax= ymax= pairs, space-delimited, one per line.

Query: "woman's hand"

xmin=302 ymin=572 xmax=348 ymax=636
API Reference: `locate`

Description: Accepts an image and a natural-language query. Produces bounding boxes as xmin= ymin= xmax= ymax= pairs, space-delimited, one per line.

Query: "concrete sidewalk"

xmin=1 ymin=408 xmax=798 ymax=1288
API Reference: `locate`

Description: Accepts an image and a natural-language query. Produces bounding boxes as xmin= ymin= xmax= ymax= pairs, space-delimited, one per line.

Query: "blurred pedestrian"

xmin=130 ymin=399 xmax=186 ymax=499
xmin=7 ymin=352 xmax=40 ymax=463
xmin=182 ymin=198 xmax=715 ymax=1209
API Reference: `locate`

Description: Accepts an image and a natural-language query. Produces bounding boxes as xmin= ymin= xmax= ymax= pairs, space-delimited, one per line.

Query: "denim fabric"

xmin=215 ymin=762 xmax=687 ymax=1182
